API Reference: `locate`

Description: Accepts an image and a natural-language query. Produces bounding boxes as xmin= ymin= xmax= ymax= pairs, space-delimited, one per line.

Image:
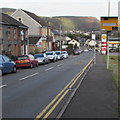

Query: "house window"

xmin=20 ymin=30 xmax=24 ymax=40
xmin=25 ymin=30 xmax=28 ymax=38
xmin=14 ymin=28 xmax=17 ymax=40
xmin=0 ymin=27 xmax=2 ymax=39
xmin=7 ymin=27 xmax=11 ymax=40
xmin=17 ymin=17 xmax=23 ymax=23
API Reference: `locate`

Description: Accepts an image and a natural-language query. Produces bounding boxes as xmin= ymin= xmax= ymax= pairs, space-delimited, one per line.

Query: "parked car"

xmin=84 ymin=49 xmax=88 ymax=52
xmin=78 ymin=49 xmax=83 ymax=54
xmin=45 ymin=51 xmax=58 ymax=62
xmin=15 ymin=54 xmax=38 ymax=68
xmin=34 ymin=53 xmax=49 ymax=65
xmin=0 ymin=55 xmax=17 ymax=74
xmin=62 ymin=51 xmax=69 ymax=59
xmin=73 ymin=49 xmax=80 ymax=55
xmin=55 ymin=51 xmax=63 ymax=60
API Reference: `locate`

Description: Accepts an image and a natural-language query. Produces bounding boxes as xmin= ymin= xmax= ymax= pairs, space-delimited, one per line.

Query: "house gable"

xmin=11 ymin=9 xmax=42 ymax=36
xmin=12 ymin=9 xmax=42 ymax=27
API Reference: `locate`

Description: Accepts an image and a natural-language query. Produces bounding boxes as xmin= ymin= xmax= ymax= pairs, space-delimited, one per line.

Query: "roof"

xmin=29 ymin=37 xmax=41 ymax=44
xmin=0 ymin=13 xmax=28 ymax=29
xmin=22 ymin=9 xmax=47 ymax=26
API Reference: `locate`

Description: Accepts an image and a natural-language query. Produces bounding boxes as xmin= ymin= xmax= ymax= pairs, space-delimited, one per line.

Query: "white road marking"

xmin=45 ymin=67 xmax=54 ymax=71
xmin=19 ymin=73 xmax=39 ymax=81
xmin=0 ymin=84 xmax=7 ymax=88
xmin=57 ymin=64 xmax=64 ymax=67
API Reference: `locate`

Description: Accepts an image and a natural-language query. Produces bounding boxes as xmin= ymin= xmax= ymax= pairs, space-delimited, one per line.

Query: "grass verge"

xmin=104 ymin=54 xmax=120 ymax=117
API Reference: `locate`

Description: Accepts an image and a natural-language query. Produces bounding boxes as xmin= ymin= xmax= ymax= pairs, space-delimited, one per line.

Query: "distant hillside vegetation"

xmin=41 ymin=16 xmax=100 ymax=32
xmin=0 ymin=8 xmax=100 ymax=32
xmin=0 ymin=8 xmax=16 ymax=15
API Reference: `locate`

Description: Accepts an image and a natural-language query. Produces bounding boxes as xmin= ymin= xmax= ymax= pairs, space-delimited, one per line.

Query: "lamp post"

xmin=46 ymin=18 xmax=49 ymax=52
xmin=60 ymin=25 xmax=62 ymax=51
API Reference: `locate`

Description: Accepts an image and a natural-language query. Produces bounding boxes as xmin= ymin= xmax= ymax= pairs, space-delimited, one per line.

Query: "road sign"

xmin=101 ymin=34 xmax=107 ymax=54
xmin=101 ymin=17 xmax=118 ymax=31
xmin=107 ymin=41 xmax=120 ymax=44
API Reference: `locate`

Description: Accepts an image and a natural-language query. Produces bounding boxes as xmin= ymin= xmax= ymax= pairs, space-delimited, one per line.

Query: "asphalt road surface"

xmin=2 ymin=51 xmax=94 ymax=118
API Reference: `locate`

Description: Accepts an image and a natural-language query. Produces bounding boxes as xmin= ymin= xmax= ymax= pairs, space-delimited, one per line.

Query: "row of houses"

xmin=0 ymin=9 xmax=81 ymax=57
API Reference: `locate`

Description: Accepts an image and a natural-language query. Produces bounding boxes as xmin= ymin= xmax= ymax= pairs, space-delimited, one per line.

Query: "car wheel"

xmin=36 ymin=63 xmax=39 ymax=67
xmin=43 ymin=60 xmax=45 ymax=65
xmin=12 ymin=66 xmax=17 ymax=73
xmin=30 ymin=63 xmax=33 ymax=68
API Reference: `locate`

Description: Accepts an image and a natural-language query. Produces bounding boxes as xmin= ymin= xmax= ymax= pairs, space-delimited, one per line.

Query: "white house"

xmin=68 ymin=39 xmax=80 ymax=48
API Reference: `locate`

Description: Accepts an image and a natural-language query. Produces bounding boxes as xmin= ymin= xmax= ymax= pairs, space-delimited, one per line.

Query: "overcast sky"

xmin=0 ymin=0 xmax=119 ymax=20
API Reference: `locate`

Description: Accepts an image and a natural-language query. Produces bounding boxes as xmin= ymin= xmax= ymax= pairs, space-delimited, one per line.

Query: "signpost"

xmin=101 ymin=34 xmax=107 ymax=54
xmin=100 ymin=16 xmax=118 ymax=69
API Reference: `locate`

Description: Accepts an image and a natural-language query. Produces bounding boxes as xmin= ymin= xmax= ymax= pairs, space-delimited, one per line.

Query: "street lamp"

xmin=60 ymin=25 xmax=62 ymax=51
xmin=46 ymin=18 xmax=49 ymax=51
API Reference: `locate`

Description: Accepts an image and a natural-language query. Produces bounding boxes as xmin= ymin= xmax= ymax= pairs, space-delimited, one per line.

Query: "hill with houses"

xmin=1 ymin=8 xmax=100 ymax=32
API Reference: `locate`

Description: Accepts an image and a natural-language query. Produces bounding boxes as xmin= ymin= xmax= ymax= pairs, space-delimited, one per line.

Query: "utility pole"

xmin=107 ymin=0 xmax=110 ymax=69
xmin=60 ymin=25 xmax=62 ymax=51
xmin=108 ymin=0 xmax=110 ymax=16
xmin=47 ymin=18 xmax=49 ymax=51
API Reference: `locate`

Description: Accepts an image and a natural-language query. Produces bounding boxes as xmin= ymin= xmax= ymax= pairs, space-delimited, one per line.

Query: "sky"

xmin=0 ymin=0 xmax=119 ymax=20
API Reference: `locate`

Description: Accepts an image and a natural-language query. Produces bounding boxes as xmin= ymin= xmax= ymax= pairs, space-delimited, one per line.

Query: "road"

xmin=2 ymin=51 xmax=94 ymax=119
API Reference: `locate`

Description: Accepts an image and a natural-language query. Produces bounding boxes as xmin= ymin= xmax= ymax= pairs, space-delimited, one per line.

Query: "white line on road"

xmin=45 ymin=67 xmax=54 ymax=71
xmin=0 ymin=84 xmax=7 ymax=88
xmin=57 ymin=64 xmax=64 ymax=67
xmin=19 ymin=73 xmax=39 ymax=81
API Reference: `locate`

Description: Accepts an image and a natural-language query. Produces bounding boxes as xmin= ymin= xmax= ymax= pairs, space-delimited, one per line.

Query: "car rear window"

xmin=17 ymin=56 xmax=29 ymax=60
xmin=46 ymin=53 xmax=53 ymax=55
xmin=62 ymin=51 xmax=67 ymax=54
xmin=55 ymin=52 xmax=60 ymax=55
xmin=34 ymin=54 xmax=44 ymax=58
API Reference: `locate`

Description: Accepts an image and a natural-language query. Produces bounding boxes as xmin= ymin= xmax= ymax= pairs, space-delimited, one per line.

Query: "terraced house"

xmin=11 ymin=9 xmax=53 ymax=53
xmin=0 ymin=13 xmax=28 ymax=57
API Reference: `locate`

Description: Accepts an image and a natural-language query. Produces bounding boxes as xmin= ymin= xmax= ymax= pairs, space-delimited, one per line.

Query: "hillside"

xmin=0 ymin=8 xmax=16 ymax=15
xmin=0 ymin=8 xmax=100 ymax=32
xmin=40 ymin=16 xmax=100 ymax=32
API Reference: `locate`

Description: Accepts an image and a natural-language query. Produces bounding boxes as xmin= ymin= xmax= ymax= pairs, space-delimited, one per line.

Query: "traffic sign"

xmin=101 ymin=17 xmax=118 ymax=31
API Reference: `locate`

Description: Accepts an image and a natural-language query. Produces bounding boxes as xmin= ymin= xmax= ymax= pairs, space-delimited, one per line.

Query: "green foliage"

xmin=29 ymin=47 xmax=40 ymax=55
xmin=66 ymin=44 xmax=74 ymax=55
xmin=111 ymin=31 xmax=120 ymax=37
xmin=41 ymin=16 xmax=100 ymax=32
xmin=67 ymin=33 xmax=90 ymax=40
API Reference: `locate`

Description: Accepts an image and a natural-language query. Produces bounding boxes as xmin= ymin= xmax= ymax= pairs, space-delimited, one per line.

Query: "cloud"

xmin=1 ymin=0 xmax=118 ymax=19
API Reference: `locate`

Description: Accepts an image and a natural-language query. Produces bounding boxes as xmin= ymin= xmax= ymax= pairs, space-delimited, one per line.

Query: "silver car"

xmin=34 ymin=53 xmax=49 ymax=65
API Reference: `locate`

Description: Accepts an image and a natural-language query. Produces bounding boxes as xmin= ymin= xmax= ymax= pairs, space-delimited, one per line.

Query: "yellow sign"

xmin=102 ymin=35 xmax=107 ymax=39
xmin=101 ymin=17 xmax=118 ymax=31
xmin=107 ymin=41 xmax=120 ymax=44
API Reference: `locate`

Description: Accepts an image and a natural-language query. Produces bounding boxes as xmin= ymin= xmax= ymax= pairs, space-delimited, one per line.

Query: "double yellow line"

xmin=35 ymin=58 xmax=93 ymax=120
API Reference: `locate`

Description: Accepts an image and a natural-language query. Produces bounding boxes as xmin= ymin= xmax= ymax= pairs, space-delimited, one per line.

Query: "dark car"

xmin=0 ymin=55 xmax=17 ymax=74
xmin=15 ymin=54 xmax=38 ymax=68
xmin=73 ymin=49 xmax=80 ymax=55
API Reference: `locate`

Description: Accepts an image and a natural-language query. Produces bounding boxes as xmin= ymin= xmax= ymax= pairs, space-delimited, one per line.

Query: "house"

xmin=68 ymin=39 xmax=80 ymax=49
xmin=11 ymin=9 xmax=53 ymax=52
xmin=0 ymin=13 xmax=28 ymax=57
xmin=52 ymin=29 xmax=66 ymax=50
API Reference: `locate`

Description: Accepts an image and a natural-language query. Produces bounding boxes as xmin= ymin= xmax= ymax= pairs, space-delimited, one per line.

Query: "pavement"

xmin=61 ymin=52 xmax=119 ymax=119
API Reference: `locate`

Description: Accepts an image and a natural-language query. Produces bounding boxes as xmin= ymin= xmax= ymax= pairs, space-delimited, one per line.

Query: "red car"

xmin=15 ymin=54 xmax=38 ymax=68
